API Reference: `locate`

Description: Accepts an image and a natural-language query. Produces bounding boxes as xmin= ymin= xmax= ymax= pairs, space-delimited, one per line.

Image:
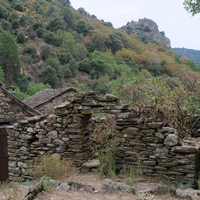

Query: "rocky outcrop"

xmin=121 ymin=18 xmax=171 ymax=48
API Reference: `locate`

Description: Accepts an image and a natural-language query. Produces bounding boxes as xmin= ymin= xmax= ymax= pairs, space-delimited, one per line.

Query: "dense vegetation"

xmin=173 ymin=47 xmax=200 ymax=66
xmin=0 ymin=0 xmax=200 ymax=133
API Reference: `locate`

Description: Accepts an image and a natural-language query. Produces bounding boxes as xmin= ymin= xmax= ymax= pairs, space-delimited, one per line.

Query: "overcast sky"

xmin=70 ymin=0 xmax=200 ymax=50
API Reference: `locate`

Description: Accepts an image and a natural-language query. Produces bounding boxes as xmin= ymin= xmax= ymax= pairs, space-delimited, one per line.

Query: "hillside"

xmin=173 ymin=47 xmax=200 ymax=66
xmin=0 ymin=0 xmax=200 ymax=103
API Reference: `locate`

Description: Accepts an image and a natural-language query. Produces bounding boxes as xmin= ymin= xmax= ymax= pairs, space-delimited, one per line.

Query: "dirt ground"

xmin=34 ymin=173 xmax=185 ymax=200
xmin=1 ymin=172 xmax=199 ymax=200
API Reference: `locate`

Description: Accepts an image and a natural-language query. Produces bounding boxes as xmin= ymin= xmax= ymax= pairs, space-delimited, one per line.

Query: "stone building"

xmin=23 ymin=87 xmax=76 ymax=114
xmin=0 ymin=86 xmax=40 ymax=181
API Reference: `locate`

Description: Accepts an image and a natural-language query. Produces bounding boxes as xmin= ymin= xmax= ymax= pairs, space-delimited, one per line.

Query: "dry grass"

xmin=28 ymin=155 xmax=73 ymax=181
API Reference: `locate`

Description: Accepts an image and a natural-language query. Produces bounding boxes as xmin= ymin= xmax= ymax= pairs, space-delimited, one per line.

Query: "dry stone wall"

xmin=114 ymin=111 xmax=200 ymax=187
xmin=6 ymin=92 xmax=200 ymax=187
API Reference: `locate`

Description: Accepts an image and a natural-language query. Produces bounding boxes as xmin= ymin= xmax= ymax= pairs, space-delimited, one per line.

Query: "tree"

xmin=0 ymin=30 xmax=20 ymax=86
xmin=40 ymin=65 xmax=58 ymax=87
xmin=62 ymin=7 xmax=74 ymax=28
xmin=40 ymin=45 xmax=52 ymax=60
xmin=107 ymin=33 xmax=124 ymax=54
xmin=184 ymin=0 xmax=200 ymax=15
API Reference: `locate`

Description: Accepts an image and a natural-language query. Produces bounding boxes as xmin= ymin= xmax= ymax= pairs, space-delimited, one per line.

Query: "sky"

xmin=70 ymin=0 xmax=200 ymax=50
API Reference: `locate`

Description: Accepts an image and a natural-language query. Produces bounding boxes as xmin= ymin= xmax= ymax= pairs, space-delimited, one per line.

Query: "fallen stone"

xmin=56 ymin=182 xmax=70 ymax=191
xmin=82 ymin=159 xmax=100 ymax=168
xmin=102 ymin=179 xmax=135 ymax=193
xmin=176 ymin=188 xmax=200 ymax=199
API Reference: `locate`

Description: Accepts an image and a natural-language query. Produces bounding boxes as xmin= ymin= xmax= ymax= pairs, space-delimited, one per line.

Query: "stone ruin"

xmin=7 ymin=91 xmax=200 ymax=188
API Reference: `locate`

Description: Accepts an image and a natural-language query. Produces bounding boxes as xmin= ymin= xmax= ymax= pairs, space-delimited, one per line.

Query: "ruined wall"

xmin=7 ymin=92 xmax=200 ymax=187
xmin=114 ymin=111 xmax=200 ymax=187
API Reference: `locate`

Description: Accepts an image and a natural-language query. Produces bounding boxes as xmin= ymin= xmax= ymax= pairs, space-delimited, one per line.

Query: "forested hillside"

xmin=173 ymin=47 xmax=200 ymax=66
xmin=0 ymin=0 xmax=200 ymax=131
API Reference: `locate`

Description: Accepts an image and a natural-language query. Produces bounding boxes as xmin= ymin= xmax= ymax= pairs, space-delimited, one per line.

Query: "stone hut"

xmin=23 ymin=87 xmax=76 ymax=115
xmin=0 ymin=86 xmax=40 ymax=181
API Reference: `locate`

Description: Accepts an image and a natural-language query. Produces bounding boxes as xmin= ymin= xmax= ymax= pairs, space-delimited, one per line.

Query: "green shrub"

xmin=14 ymin=3 xmax=24 ymax=12
xmin=17 ymin=32 xmax=26 ymax=43
xmin=11 ymin=19 xmax=20 ymax=29
xmin=40 ymin=44 xmax=52 ymax=60
xmin=27 ymin=83 xmax=51 ymax=96
xmin=23 ymin=45 xmax=36 ymax=57
xmin=97 ymin=142 xmax=116 ymax=178
xmin=0 ymin=4 xmax=8 ymax=19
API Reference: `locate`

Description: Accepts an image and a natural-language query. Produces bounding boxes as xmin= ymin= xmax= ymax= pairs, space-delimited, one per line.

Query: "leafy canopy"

xmin=184 ymin=0 xmax=200 ymax=15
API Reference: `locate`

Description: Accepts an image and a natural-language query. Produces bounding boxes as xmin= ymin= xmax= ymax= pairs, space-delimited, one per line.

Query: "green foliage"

xmin=15 ymin=87 xmax=29 ymax=100
xmin=178 ymin=182 xmax=192 ymax=189
xmin=107 ymin=33 xmax=124 ymax=54
xmin=0 ymin=66 xmax=5 ymax=84
xmin=46 ymin=17 xmax=66 ymax=32
xmin=60 ymin=32 xmax=78 ymax=58
xmin=1 ymin=19 xmax=11 ymax=31
xmin=39 ymin=176 xmax=53 ymax=191
xmin=75 ymin=20 xmax=94 ymax=36
xmin=62 ymin=6 xmax=74 ymax=28
xmin=184 ymin=0 xmax=200 ymax=15
xmin=16 ymin=73 xmax=30 ymax=92
xmin=110 ymin=74 xmax=200 ymax=134
xmin=14 ymin=3 xmax=24 ymax=12
xmin=23 ymin=45 xmax=36 ymax=57
xmin=43 ymin=30 xmax=55 ymax=44
xmin=11 ymin=19 xmax=20 ymax=29
xmin=27 ymin=83 xmax=51 ymax=96
xmin=19 ymin=15 xmax=27 ymax=26
xmin=40 ymin=44 xmax=52 ymax=60
xmin=40 ymin=65 xmax=58 ymax=87
xmin=0 ymin=30 xmax=20 ymax=85
xmin=17 ymin=32 xmax=26 ymax=43
xmin=0 ymin=4 xmax=8 ymax=19
xmin=86 ymin=34 xmax=105 ymax=52
xmin=43 ymin=57 xmax=62 ymax=78
xmin=32 ymin=21 xmax=45 ymax=31
xmin=98 ymin=142 xmax=116 ymax=177
xmin=91 ymin=75 xmax=111 ymax=94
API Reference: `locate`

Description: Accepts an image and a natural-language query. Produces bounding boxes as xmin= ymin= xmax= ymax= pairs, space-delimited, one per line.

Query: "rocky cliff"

xmin=121 ymin=18 xmax=171 ymax=48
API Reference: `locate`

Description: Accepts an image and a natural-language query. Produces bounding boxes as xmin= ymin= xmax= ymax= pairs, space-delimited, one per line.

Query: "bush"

xmin=40 ymin=65 xmax=58 ymax=87
xmin=97 ymin=142 xmax=116 ymax=178
xmin=23 ymin=45 xmax=36 ymax=57
xmin=40 ymin=45 xmax=52 ymax=60
xmin=14 ymin=3 xmax=24 ymax=12
xmin=11 ymin=19 xmax=20 ymax=29
xmin=0 ymin=4 xmax=8 ymax=19
xmin=17 ymin=32 xmax=26 ymax=43
xmin=27 ymin=83 xmax=51 ymax=96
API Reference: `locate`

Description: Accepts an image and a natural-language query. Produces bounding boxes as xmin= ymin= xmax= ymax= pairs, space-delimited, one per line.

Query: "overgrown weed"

xmin=124 ymin=156 xmax=143 ymax=186
xmin=97 ymin=141 xmax=116 ymax=178
xmin=28 ymin=155 xmax=72 ymax=181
